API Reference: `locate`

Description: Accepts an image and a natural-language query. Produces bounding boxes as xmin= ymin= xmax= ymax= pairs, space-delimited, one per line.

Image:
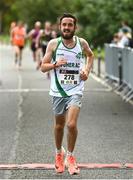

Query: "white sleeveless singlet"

xmin=49 ymin=36 xmax=85 ymax=97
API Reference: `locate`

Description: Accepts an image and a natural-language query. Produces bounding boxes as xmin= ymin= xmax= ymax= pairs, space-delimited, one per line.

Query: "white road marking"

xmin=90 ymin=73 xmax=133 ymax=105
xmin=90 ymin=73 xmax=112 ymax=90
xmin=4 ymin=72 xmax=23 ymax=179
xmin=0 ymin=88 xmax=49 ymax=93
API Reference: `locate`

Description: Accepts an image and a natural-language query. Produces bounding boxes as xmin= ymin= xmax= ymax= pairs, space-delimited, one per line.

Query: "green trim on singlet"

xmin=52 ymin=37 xmax=62 ymax=61
xmin=77 ymin=37 xmax=85 ymax=59
xmin=54 ymin=71 xmax=68 ymax=97
xmin=52 ymin=37 xmax=68 ymax=97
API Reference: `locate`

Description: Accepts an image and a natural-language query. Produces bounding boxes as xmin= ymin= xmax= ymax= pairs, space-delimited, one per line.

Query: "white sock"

xmin=56 ymin=146 xmax=65 ymax=154
xmin=56 ymin=148 xmax=62 ymax=154
xmin=67 ymin=150 xmax=73 ymax=156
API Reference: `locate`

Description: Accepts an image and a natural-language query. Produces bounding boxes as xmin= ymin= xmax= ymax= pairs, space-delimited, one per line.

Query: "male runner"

xmin=11 ymin=21 xmax=26 ymax=69
xmin=37 ymin=21 xmax=57 ymax=77
xmin=10 ymin=21 xmax=16 ymax=42
xmin=27 ymin=21 xmax=41 ymax=70
xmin=41 ymin=13 xmax=94 ymax=175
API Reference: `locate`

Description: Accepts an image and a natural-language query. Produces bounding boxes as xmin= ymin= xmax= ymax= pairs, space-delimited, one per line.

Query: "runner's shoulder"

xmin=78 ymin=37 xmax=91 ymax=50
xmin=48 ymin=38 xmax=59 ymax=50
xmin=79 ymin=37 xmax=88 ymax=45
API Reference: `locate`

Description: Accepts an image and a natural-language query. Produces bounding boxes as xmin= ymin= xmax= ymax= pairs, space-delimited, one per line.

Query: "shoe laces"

xmin=56 ymin=153 xmax=63 ymax=165
xmin=68 ymin=156 xmax=76 ymax=165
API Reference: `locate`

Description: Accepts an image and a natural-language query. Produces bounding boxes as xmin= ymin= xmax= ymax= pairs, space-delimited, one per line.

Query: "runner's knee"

xmin=67 ymin=122 xmax=77 ymax=132
xmin=55 ymin=123 xmax=64 ymax=131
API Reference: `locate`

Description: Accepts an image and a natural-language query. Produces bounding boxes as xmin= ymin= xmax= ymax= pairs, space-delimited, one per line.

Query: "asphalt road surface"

xmin=0 ymin=45 xmax=133 ymax=179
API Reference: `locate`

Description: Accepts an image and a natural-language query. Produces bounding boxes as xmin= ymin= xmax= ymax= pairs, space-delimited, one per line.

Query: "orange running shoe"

xmin=55 ymin=148 xmax=65 ymax=173
xmin=65 ymin=155 xmax=80 ymax=175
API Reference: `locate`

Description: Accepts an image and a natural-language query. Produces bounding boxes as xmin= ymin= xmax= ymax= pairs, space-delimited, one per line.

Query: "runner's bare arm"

xmin=26 ymin=29 xmax=34 ymax=39
xmin=80 ymin=38 xmax=94 ymax=81
xmin=35 ymin=30 xmax=43 ymax=48
xmin=24 ymin=29 xmax=27 ymax=40
xmin=41 ymin=39 xmax=67 ymax=73
xmin=10 ymin=29 xmax=14 ymax=44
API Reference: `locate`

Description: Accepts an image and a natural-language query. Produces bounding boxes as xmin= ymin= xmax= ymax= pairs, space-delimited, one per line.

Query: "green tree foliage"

xmin=0 ymin=0 xmax=15 ymax=11
xmin=1 ymin=0 xmax=133 ymax=47
xmin=0 ymin=0 xmax=15 ymax=32
xmin=71 ymin=0 xmax=133 ymax=46
xmin=11 ymin=0 xmax=71 ymax=29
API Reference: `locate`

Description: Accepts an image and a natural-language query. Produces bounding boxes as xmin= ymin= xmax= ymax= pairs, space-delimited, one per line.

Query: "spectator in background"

xmin=119 ymin=21 xmax=132 ymax=35
xmin=128 ymin=34 xmax=133 ymax=48
xmin=111 ymin=21 xmax=133 ymax=48
xmin=117 ymin=28 xmax=133 ymax=48
xmin=117 ymin=30 xmax=129 ymax=47
xmin=111 ymin=33 xmax=120 ymax=46
xmin=118 ymin=20 xmax=133 ymax=48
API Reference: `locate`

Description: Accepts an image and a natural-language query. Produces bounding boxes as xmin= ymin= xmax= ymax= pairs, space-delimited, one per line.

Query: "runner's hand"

xmin=80 ymin=70 xmax=89 ymax=81
xmin=56 ymin=58 xmax=67 ymax=67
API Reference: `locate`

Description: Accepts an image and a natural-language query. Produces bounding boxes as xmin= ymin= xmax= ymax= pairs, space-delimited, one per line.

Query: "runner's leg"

xmin=14 ymin=46 xmax=19 ymax=65
xmin=18 ymin=47 xmax=23 ymax=67
xmin=36 ymin=48 xmax=42 ymax=70
xmin=54 ymin=114 xmax=66 ymax=150
xmin=66 ymin=106 xmax=80 ymax=152
xmin=65 ymin=106 xmax=80 ymax=175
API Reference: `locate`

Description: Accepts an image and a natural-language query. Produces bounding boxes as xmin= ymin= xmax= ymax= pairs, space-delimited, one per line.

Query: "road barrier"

xmin=105 ymin=44 xmax=133 ymax=102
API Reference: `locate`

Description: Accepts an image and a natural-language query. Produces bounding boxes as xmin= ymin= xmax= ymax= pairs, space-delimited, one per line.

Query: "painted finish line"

xmin=0 ymin=163 xmax=133 ymax=170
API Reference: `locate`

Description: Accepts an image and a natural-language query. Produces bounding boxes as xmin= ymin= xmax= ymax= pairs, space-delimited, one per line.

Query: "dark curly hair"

xmin=59 ymin=13 xmax=77 ymax=26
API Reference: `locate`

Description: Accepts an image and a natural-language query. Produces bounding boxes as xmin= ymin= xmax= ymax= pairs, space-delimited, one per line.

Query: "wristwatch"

xmin=53 ymin=61 xmax=57 ymax=69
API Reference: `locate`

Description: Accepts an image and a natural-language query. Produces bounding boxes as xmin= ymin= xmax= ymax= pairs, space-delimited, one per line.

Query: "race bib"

xmin=59 ymin=69 xmax=80 ymax=85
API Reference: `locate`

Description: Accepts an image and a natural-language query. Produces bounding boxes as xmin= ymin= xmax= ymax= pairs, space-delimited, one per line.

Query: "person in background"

xmin=119 ymin=21 xmax=132 ymax=35
xmin=10 ymin=21 xmax=16 ymax=44
xmin=38 ymin=21 xmax=53 ymax=56
xmin=111 ymin=33 xmax=120 ymax=46
xmin=37 ymin=21 xmax=57 ymax=76
xmin=117 ymin=29 xmax=130 ymax=47
xmin=10 ymin=21 xmax=26 ymax=69
xmin=27 ymin=21 xmax=42 ymax=70
xmin=111 ymin=22 xmax=133 ymax=48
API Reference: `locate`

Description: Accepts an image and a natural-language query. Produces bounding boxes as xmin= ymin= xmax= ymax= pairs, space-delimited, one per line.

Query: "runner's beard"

xmin=61 ymin=30 xmax=75 ymax=40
